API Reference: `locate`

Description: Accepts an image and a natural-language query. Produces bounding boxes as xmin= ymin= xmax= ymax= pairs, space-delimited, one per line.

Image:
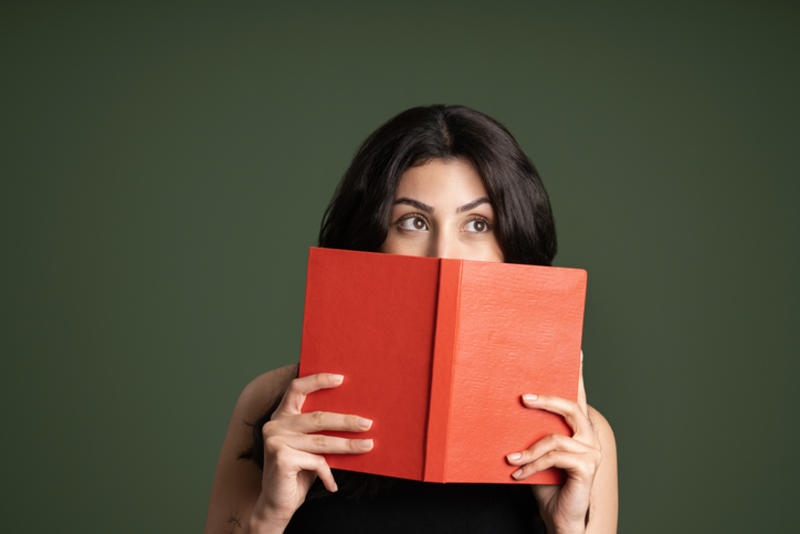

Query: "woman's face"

xmin=380 ymin=157 xmax=504 ymax=262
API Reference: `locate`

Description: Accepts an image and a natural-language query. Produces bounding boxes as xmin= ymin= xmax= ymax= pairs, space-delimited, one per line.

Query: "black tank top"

xmin=285 ymin=469 xmax=546 ymax=533
xmin=248 ymin=371 xmax=547 ymax=533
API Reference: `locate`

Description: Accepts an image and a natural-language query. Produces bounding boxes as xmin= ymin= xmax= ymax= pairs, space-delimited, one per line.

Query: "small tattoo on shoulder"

xmin=226 ymin=515 xmax=243 ymax=532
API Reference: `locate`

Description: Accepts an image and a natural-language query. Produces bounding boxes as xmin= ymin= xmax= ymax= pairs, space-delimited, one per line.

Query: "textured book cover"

xmin=298 ymin=247 xmax=587 ymax=484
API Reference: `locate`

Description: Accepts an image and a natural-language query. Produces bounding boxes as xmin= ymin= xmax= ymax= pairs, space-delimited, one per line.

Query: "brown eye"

xmin=464 ymin=217 xmax=491 ymax=233
xmin=398 ymin=215 xmax=429 ymax=231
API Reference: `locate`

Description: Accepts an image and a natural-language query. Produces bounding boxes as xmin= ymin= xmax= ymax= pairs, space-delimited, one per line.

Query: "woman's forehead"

xmin=394 ymin=158 xmax=489 ymax=205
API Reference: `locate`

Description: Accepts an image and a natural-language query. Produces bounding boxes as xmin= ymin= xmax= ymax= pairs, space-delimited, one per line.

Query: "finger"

xmin=275 ymin=373 xmax=344 ymax=416
xmin=289 ymin=411 xmax=373 ymax=434
xmin=521 ymin=393 xmax=593 ymax=441
xmin=266 ymin=440 xmax=339 ymax=492
xmin=511 ymin=449 xmax=599 ymax=483
xmin=288 ymin=449 xmax=339 ymax=493
xmin=282 ymin=433 xmax=375 ymax=455
xmin=577 ymin=354 xmax=588 ymax=417
xmin=505 ymin=433 xmax=593 ymax=466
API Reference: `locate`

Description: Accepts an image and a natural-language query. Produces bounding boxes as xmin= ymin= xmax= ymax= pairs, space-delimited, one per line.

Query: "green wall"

xmin=3 ymin=2 xmax=797 ymax=532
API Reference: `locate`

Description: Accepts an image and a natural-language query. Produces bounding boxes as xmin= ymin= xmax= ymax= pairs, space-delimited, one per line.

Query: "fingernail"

xmin=357 ymin=417 xmax=373 ymax=429
xmin=356 ymin=439 xmax=373 ymax=449
xmin=512 ymin=468 xmax=523 ymax=479
xmin=332 ymin=481 xmax=338 ymax=492
xmin=522 ymin=394 xmax=538 ymax=403
xmin=507 ymin=453 xmax=522 ymax=462
xmin=331 ymin=374 xmax=344 ymax=385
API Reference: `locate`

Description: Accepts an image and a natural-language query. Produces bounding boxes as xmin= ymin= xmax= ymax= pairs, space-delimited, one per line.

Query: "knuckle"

xmin=573 ymin=430 xmax=589 ymax=443
xmin=575 ymin=456 xmax=595 ymax=479
xmin=563 ymin=403 xmax=579 ymax=420
xmin=552 ymin=396 xmax=567 ymax=409
xmin=261 ymin=420 xmax=277 ymax=437
xmin=546 ymin=433 xmax=563 ymax=447
xmin=544 ymin=450 xmax=560 ymax=463
xmin=310 ymin=410 xmax=325 ymax=426
xmin=311 ymin=434 xmax=328 ymax=449
xmin=287 ymin=378 xmax=303 ymax=395
xmin=264 ymin=436 xmax=283 ymax=455
xmin=579 ymin=461 xmax=595 ymax=479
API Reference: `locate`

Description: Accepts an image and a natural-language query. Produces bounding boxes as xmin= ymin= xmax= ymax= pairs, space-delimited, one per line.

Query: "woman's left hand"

xmin=505 ymin=351 xmax=603 ymax=534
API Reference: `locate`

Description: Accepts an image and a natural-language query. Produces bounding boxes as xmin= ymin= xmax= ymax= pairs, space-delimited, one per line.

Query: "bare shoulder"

xmin=586 ymin=404 xmax=617 ymax=462
xmin=586 ymin=404 xmax=618 ymax=533
xmin=235 ymin=363 xmax=298 ymax=422
xmin=203 ymin=364 xmax=298 ymax=534
xmin=587 ymin=405 xmax=615 ymax=444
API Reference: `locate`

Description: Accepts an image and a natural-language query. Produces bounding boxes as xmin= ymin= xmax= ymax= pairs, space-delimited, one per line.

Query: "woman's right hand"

xmin=248 ymin=372 xmax=374 ymax=531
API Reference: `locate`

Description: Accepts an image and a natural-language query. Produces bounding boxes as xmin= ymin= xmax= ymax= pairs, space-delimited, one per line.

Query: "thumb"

xmin=577 ymin=350 xmax=588 ymax=416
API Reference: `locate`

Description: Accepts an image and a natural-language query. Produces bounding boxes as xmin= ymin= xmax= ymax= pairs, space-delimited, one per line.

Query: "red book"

xmin=298 ymin=247 xmax=587 ymax=484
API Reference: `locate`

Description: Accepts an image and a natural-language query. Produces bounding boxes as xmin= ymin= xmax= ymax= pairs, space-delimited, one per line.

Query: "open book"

xmin=298 ymin=247 xmax=587 ymax=484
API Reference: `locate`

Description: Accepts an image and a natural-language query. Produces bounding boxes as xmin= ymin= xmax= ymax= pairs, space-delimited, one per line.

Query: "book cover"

xmin=298 ymin=247 xmax=587 ymax=484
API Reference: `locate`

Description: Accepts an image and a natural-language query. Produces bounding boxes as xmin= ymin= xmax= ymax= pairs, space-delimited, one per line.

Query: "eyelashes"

xmin=396 ymin=215 xmax=429 ymax=232
xmin=465 ymin=217 xmax=491 ymax=233
xmin=394 ymin=213 xmax=493 ymax=233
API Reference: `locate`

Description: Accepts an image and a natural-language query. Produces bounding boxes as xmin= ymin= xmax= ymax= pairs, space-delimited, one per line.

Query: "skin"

xmin=204 ymin=157 xmax=618 ymax=534
xmin=380 ymin=157 xmax=504 ymax=262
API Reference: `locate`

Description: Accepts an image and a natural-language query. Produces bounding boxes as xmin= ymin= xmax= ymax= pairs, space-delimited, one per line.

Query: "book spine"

xmin=423 ymin=259 xmax=463 ymax=482
xmin=297 ymin=247 xmax=317 ymax=379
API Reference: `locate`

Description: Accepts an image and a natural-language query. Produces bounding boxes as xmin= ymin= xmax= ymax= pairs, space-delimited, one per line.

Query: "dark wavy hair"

xmin=318 ymin=104 xmax=556 ymax=265
xmin=239 ymin=104 xmax=558 ymax=500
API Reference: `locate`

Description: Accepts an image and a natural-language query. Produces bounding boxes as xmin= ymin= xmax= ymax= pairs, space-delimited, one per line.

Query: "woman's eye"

xmin=397 ymin=215 xmax=429 ymax=231
xmin=464 ymin=217 xmax=492 ymax=233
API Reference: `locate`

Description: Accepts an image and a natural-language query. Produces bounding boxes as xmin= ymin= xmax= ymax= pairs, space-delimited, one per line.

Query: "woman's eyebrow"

xmin=393 ymin=197 xmax=433 ymax=213
xmin=392 ymin=196 xmax=491 ymax=214
xmin=456 ymin=197 xmax=491 ymax=213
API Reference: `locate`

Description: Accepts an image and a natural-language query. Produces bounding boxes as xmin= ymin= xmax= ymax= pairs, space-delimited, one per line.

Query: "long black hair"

xmin=239 ymin=104 xmax=558 ymax=499
xmin=319 ymin=104 xmax=557 ymax=265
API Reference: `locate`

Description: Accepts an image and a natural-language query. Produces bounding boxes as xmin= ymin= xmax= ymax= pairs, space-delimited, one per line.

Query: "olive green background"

xmin=2 ymin=2 xmax=797 ymax=532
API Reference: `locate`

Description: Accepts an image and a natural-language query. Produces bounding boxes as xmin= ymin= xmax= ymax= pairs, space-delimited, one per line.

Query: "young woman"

xmin=204 ymin=105 xmax=618 ymax=534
